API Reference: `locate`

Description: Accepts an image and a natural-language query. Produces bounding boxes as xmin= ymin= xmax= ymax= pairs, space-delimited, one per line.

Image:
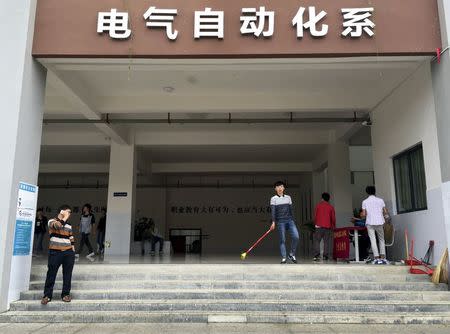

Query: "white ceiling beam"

xmin=151 ymin=162 xmax=312 ymax=174
xmin=45 ymin=66 xmax=129 ymax=145
xmin=39 ymin=163 xmax=109 ymax=174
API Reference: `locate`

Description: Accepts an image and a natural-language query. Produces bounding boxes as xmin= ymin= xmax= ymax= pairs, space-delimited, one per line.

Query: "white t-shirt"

xmin=362 ymin=195 xmax=386 ymax=226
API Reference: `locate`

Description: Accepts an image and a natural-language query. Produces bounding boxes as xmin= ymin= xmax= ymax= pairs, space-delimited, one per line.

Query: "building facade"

xmin=0 ymin=0 xmax=449 ymax=311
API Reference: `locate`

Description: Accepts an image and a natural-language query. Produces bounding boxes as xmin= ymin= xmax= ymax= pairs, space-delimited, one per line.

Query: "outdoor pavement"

xmin=0 ymin=323 xmax=448 ymax=334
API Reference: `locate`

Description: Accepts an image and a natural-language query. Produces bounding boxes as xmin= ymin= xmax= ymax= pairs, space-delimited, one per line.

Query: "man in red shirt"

xmin=313 ymin=193 xmax=336 ymax=261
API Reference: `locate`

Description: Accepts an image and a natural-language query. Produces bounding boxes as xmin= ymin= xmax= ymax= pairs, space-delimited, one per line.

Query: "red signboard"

xmin=333 ymin=228 xmax=350 ymax=260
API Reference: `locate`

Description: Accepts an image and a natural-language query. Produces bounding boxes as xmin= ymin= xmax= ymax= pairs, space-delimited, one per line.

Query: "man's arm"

xmin=331 ymin=207 xmax=336 ymax=229
xmin=48 ymin=218 xmax=63 ymax=230
xmin=270 ymin=197 xmax=276 ymax=230
xmin=361 ymin=201 xmax=367 ymax=218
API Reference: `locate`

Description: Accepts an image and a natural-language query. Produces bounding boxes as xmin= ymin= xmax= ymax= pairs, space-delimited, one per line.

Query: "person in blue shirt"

xmin=270 ymin=181 xmax=299 ymax=264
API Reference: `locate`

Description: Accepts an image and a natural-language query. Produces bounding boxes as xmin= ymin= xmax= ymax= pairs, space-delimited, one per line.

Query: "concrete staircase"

xmin=1 ymin=264 xmax=450 ymax=324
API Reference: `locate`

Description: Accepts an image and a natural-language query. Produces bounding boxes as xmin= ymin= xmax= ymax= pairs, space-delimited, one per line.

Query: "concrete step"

xmin=8 ymin=299 xmax=450 ymax=313
xmin=17 ymin=289 xmax=450 ymax=302
xmin=29 ymin=271 xmax=432 ymax=283
xmin=28 ymin=279 xmax=448 ymax=291
xmin=2 ymin=310 xmax=450 ymax=324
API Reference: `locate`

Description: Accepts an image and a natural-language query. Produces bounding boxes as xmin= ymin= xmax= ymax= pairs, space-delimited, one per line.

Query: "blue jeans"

xmin=277 ymin=219 xmax=299 ymax=259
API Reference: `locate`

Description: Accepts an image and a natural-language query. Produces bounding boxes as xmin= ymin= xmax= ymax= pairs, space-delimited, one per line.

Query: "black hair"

xmin=366 ymin=186 xmax=376 ymax=195
xmin=83 ymin=203 xmax=92 ymax=211
xmin=274 ymin=181 xmax=286 ymax=188
xmin=59 ymin=204 xmax=72 ymax=212
xmin=321 ymin=192 xmax=331 ymax=202
xmin=36 ymin=208 xmax=43 ymax=213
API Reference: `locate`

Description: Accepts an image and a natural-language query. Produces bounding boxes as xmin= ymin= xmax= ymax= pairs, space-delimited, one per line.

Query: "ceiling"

xmin=42 ymin=57 xmax=427 ymax=118
xmin=40 ymin=144 xmax=326 ymax=165
xmin=141 ymin=145 xmax=326 ymax=163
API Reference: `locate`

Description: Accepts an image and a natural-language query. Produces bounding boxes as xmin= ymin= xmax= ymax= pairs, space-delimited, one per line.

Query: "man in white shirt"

xmin=361 ymin=186 xmax=390 ymax=265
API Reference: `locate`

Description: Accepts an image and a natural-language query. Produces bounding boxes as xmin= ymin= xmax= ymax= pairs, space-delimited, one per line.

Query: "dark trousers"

xmin=33 ymin=232 xmax=45 ymax=253
xmin=43 ymin=249 xmax=75 ymax=299
xmin=352 ymin=232 xmax=371 ymax=260
xmin=78 ymin=232 xmax=93 ymax=254
xmin=97 ymin=231 xmax=105 ymax=253
xmin=313 ymin=227 xmax=332 ymax=257
xmin=151 ymin=236 xmax=164 ymax=252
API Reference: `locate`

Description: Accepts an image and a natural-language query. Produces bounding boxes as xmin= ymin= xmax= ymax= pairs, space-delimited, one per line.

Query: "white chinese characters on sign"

xmin=240 ymin=7 xmax=275 ymax=38
xmin=292 ymin=6 xmax=328 ymax=38
xmin=194 ymin=8 xmax=224 ymax=39
xmin=143 ymin=7 xmax=179 ymax=40
xmin=97 ymin=8 xmax=131 ymax=39
xmin=97 ymin=7 xmax=375 ymax=41
xmin=341 ymin=8 xmax=375 ymax=37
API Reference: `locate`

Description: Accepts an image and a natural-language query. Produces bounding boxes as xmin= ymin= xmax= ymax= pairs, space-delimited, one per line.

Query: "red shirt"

xmin=314 ymin=201 xmax=336 ymax=229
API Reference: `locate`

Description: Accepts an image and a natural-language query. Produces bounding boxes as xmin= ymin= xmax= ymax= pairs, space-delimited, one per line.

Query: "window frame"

xmin=393 ymin=143 xmax=427 ymax=214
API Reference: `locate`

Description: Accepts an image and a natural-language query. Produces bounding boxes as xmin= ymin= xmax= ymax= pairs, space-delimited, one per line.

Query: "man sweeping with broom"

xmin=270 ymin=181 xmax=299 ymax=264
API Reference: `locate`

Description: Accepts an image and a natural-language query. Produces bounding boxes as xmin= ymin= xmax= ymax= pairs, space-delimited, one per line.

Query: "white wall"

xmin=349 ymin=146 xmax=373 ymax=171
xmin=372 ymin=63 xmax=447 ymax=264
xmin=37 ymin=173 xmax=313 ymax=256
xmin=349 ymin=146 xmax=374 ymax=212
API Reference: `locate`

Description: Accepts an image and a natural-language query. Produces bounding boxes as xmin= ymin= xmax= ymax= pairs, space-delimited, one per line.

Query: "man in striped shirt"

xmin=270 ymin=181 xmax=299 ymax=264
xmin=41 ymin=205 xmax=75 ymax=305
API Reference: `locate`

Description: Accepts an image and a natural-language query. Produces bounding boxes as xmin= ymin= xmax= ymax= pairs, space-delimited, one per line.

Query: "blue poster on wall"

xmin=13 ymin=182 xmax=38 ymax=256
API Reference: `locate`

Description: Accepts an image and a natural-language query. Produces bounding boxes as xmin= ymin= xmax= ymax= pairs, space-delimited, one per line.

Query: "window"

xmin=393 ymin=144 xmax=427 ymax=214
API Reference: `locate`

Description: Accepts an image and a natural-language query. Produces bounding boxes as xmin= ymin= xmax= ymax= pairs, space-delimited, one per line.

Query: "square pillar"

xmin=104 ymin=138 xmax=136 ymax=258
xmin=0 ymin=1 xmax=47 ymax=311
xmin=327 ymin=142 xmax=353 ymax=227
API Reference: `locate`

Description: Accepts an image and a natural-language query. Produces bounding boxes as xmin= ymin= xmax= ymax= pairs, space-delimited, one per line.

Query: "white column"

xmin=433 ymin=0 xmax=450 ymax=283
xmin=104 ymin=138 xmax=136 ymax=258
xmin=0 ymin=1 xmax=47 ymax=311
xmin=327 ymin=142 xmax=353 ymax=227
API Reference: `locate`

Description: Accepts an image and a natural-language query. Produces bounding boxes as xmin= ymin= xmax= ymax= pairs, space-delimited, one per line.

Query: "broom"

xmin=240 ymin=228 xmax=273 ymax=260
xmin=431 ymin=248 xmax=449 ymax=284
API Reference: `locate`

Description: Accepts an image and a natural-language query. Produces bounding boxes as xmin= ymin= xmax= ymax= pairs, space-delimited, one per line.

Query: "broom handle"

xmin=246 ymin=229 xmax=272 ymax=254
xmin=405 ymin=229 xmax=409 ymax=260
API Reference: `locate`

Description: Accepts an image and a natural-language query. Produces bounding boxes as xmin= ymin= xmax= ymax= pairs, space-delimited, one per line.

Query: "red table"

xmin=333 ymin=226 xmax=367 ymax=262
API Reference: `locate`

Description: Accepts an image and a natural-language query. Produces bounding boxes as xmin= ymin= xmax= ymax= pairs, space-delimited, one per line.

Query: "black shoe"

xmin=141 ymin=250 xmax=145 ymax=256
xmin=288 ymin=254 xmax=297 ymax=264
xmin=313 ymin=256 xmax=321 ymax=262
xmin=281 ymin=258 xmax=287 ymax=264
xmin=323 ymin=255 xmax=329 ymax=261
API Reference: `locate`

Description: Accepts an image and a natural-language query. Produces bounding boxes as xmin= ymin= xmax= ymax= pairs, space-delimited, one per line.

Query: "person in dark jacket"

xmin=97 ymin=208 xmax=107 ymax=255
xmin=33 ymin=208 xmax=48 ymax=255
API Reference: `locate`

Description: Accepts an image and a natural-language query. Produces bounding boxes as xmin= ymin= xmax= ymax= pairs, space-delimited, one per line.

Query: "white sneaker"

xmin=86 ymin=252 xmax=95 ymax=258
xmin=75 ymin=254 xmax=80 ymax=258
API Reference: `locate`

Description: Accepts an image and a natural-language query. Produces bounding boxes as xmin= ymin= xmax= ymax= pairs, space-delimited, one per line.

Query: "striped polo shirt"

xmin=270 ymin=194 xmax=294 ymax=222
xmin=48 ymin=218 xmax=75 ymax=251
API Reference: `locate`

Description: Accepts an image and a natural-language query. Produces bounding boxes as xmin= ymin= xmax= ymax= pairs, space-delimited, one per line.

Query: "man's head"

xmin=58 ymin=204 xmax=72 ymax=221
xmin=82 ymin=203 xmax=92 ymax=215
xmin=366 ymin=186 xmax=376 ymax=196
xmin=36 ymin=208 xmax=43 ymax=218
xmin=321 ymin=192 xmax=331 ymax=202
xmin=358 ymin=208 xmax=364 ymax=218
xmin=101 ymin=208 xmax=107 ymax=216
xmin=274 ymin=181 xmax=286 ymax=196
